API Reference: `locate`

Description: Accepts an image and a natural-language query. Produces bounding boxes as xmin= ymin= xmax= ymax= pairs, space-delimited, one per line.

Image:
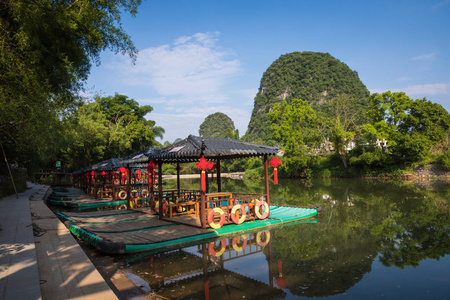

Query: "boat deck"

xmin=57 ymin=204 xmax=319 ymax=254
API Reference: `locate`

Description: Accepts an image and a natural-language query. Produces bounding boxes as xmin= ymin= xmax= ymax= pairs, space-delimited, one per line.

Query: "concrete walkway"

xmin=0 ymin=182 xmax=118 ymax=300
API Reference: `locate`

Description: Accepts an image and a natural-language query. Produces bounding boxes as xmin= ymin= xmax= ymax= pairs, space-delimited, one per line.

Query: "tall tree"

xmin=0 ymin=0 xmax=141 ymax=170
xmin=363 ymin=91 xmax=450 ymax=163
xmin=269 ymin=99 xmax=321 ymax=176
xmin=61 ymin=94 xmax=163 ymax=170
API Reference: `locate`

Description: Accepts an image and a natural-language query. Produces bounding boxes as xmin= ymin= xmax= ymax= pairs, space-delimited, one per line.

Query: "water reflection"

xmin=120 ymin=179 xmax=450 ymax=299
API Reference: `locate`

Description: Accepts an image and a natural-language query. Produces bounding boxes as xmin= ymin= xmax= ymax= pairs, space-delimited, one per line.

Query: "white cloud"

xmin=109 ymin=32 xmax=255 ymax=143
xmin=412 ymin=53 xmax=436 ymax=61
xmin=369 ymin=82 xmax=450 ymax=96
xmin=431 ymin=0 xmax=450 ymax=10
xmin=112 ymin=32 xmax=240 ymax=98
xmin=403 ymin=82 xmax=450 ymax=95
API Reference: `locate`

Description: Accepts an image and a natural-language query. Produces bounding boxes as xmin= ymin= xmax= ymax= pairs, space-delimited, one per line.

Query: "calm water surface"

xmin=118 ymin=178 xmax=450 ymax=299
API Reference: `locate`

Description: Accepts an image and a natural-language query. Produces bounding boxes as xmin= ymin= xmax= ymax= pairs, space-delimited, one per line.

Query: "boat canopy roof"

xmin=149 ymin=135 xmax=279 ymax=163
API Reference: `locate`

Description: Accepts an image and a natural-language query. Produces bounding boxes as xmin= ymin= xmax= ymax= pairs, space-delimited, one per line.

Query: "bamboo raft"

xmin=57 ymin=205 xmax=319 ymax=254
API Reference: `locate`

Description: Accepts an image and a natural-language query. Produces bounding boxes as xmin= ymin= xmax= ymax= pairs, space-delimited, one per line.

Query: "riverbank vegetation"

xmin=263 ymin=91 xmax=450 ymax=178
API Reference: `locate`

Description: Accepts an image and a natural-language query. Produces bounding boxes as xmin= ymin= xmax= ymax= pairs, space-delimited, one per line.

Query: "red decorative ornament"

xmin=275 ymin=259 xmax=287 ymax=288
xmin=101 ymin=170 xmax=107 ymax=176
xmin=147 ymin=161 xmax=156 ymax=189
xmin=136 ymin=169 xmax=141 ymax=180
xmin=118 ymin=166 xmax=127 ymax=185
xmin=90 ymin=170 xmax=96 ymax=184
xmin=195 ymin=155 xmax=214 ymax=192
xmin=269 ymin=156 xmax=282 ymax=185
xmin=111 ymin=168 xmax=116 ymax=184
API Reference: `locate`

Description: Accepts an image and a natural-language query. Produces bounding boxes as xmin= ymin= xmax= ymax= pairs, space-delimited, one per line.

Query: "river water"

xmin=116 ymin=178 xmax=450 ymax=299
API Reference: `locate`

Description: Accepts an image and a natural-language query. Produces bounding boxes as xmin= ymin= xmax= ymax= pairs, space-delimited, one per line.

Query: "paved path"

xmin=0 ymin=182 xmax=118 ymax=300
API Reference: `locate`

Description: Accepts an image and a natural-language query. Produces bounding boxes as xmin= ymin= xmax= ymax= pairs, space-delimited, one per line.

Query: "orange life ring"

xmin=255 ymin=201 xmax=269 ymax=219
xmin=232 ymin=235 xmax=248 ymax=252
xmin=231 ymin=204 xmax=246 ymax=225
xmin=208 ymin=207 xmax=225 ymax=229
xmin=155 ymin=200 xmax=168 ymax=214
xmin=256 ymin=230 xmax=271 ymax=247
xmin=141 ymin=189 xmax=149 ymax=198
xmin=118 ymin=190 xmax=127 ymax=200
xmin=209 ymin=239 xmax=226 ymax=256
xmin=118 ymin=204 xmax=127 ymax=210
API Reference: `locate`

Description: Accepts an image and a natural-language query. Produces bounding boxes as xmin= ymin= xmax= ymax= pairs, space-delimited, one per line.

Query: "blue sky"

xmin=85 ymin=0 xmax=450 ymax=143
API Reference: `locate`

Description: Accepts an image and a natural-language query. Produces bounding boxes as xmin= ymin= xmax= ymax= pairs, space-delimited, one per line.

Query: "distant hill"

xmin=245 ymin=51 xmax=370 ymax=144
xmin=199 ymin=112 xmax=236 ymax=138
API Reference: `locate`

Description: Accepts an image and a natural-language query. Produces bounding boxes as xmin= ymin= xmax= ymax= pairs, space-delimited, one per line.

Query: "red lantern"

xmin=136 ymin=169 xmax=141 ymax=180
xmin=147 ymin=161 xmax=156 ymax=189
xmin=111 ymin=168 xmax=116 ymax=184
xmin=269 ymin=156 xmax=282 ymax=185
xmin=101 ymin=170 xmax=107 ymax=176
xmin=118 ymin=166 xmax=127 ymax=185
xmin=195 ymin=155 xmax=214 ymax=192
xmin=275 ymin=259 xmax=287 ymax=288
xmin=90 ymin=170 xmax=96 ymax=184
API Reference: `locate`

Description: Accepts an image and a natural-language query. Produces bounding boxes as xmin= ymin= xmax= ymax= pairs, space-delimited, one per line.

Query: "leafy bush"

xmin=440 ymin=150 xmax=450 ymax=171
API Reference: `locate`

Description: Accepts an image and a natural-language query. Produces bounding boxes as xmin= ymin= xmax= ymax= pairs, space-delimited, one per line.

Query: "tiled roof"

xmin=150 ymin=135 xmax=278 ymax=162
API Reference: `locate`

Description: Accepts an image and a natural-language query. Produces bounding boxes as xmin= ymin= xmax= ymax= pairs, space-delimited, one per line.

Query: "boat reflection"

xmin=124 ymin=230 xmax=287 ymax=299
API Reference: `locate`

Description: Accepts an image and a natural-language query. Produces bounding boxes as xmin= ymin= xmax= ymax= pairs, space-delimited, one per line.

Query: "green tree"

xmin=269 ymin=99 xmax=320 ymax=177
xmin=364 ymin=91 xmax=450 ymax=163
xmin=0 ymin=0 xmax=141 ymax=171
xmin=199 ymin=112 xmax=236 ymax=138
xmin=319 ymin=95 xmax=365 ymax=169
xmin=61 ymin=94 xmax=163 ymax=170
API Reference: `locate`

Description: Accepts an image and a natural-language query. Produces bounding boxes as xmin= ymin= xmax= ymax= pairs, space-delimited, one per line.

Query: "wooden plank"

xmin=80 ymin=219 xmax=173 ymax=233
xmin=63 ymin=210 xmax=134 ymax=218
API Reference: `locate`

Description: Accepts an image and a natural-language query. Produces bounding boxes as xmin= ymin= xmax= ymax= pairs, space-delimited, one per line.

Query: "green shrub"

xmin=440 ymin=150 xmax=450 ymax=171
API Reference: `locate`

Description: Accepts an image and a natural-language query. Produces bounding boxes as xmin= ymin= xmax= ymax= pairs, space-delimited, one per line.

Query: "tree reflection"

xmin=161 ymin=177 xmax=450 ymax=297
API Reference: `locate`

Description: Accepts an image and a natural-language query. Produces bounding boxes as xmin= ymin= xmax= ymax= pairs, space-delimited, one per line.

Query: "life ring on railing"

xmin=141 ymin=189 xmax=149 ymax=198
xmin=208 ymin=207 xmax=225 ymax=229
xmin=255 ymin=201 xmax=269 ymax=219
xmin=131 ymin=189 xmax=139 ymax=197
xmin=118 ymin=204 xmax=127 ymax=210
xmin=256 ymin=230 xmax=271 ymax=247
xmin=118 ymin=190 xmax=127 ymax=200
xmin=155 ymin=200 xmax=168 ymax=214
xmin=232 ymin=235 xmax=248 ymax=252
xmin=209 ymin=239 xmax=226 ymax=256
xmin=231 ymin=205 xmax=246 ymax=225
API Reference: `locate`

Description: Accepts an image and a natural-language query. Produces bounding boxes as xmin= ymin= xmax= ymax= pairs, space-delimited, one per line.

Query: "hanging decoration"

xmin=275 ymin=259 xmax=287 ymax=288
xmin=147 ymin=161 xmax=156 ymax=188
xmin=101 ymin=170 xmax=107 ymax=176
xmin=90 ymin=170 xmax=96 ymax=184
xmin=111 ymin=168 xmax=116 ymax=184
xmin=195 ymin=155 xmax=214 ymax=192
xmin=135 ymin=169 xmax=141 ymax=180
xmin=118 ymin=166 xmax=127 ymax=185
xmin=268 ymin=156 xmax=282 ymax=185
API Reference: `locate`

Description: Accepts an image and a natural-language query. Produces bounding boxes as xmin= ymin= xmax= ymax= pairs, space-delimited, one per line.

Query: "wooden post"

xmin=264 ymin=155 xmax=270 ymax=218
xmin=200 ymin=190 xmax=206 ymax=228
xmin=111 ymin=170 xmax=116 ymax=201
xmin=268 ymin=236 xmax=274 ymax=288
xmin=205 ymin=170 xmax=209 ymax=193
xmin=126 ymin=164 xmax=131 ymax=208
xmin=217 ymin=158 xmax=221 ymax=192
xmin=158 ymin=160 xmax=163 ymax=219
xmin=176 ymin=162 xmax=180 ymax=192
xmin=202 ymin=243 xmax=210 ymax=300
